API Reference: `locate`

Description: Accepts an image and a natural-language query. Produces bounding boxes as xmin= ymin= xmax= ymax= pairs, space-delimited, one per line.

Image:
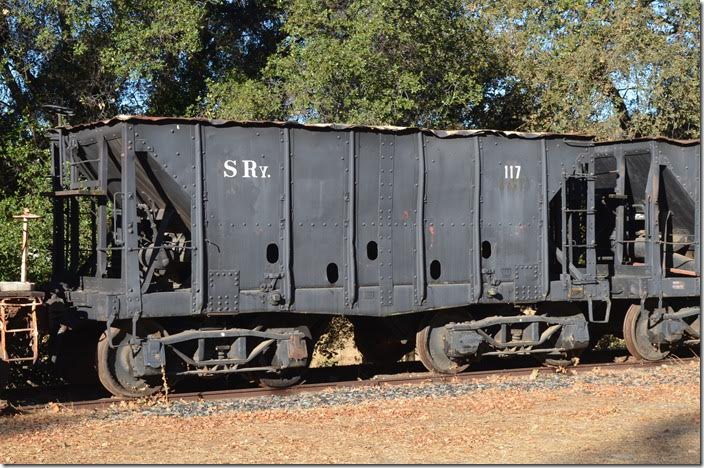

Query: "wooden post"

xmin=12 ymin=208 xmax=41 ymax=283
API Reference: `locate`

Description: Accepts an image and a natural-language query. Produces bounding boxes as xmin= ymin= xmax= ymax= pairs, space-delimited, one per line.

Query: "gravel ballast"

xmin=92 ymin=360 xmax=700 ymax=419
xmin=1 ymin=358 xmax=699 ymax=464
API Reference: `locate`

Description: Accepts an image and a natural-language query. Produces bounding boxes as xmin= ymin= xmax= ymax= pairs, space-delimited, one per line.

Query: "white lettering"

xmin=223 ymin=159 xmax=237 ymax=178
xmin=223 ymin=160 xmax=270 ymax=180
xmin=504 ymin=164 xmax=521 ymax=179
xmin=243 ymin=160 xmax=258 ymax=178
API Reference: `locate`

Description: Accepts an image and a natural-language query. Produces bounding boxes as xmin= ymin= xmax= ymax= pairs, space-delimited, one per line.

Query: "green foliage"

xmin=1 ymin=0 xmax=282 ymax=125
xmin=0 ymin=127 xmax=52 ymax=283
xmin=311 ymin=316 xmax=356 ymax=367
xmin=196 ymin=73 xmax=286 ymax=121
xmin=0 ymin=0 xmax=700 ymax=283
xmin=483 ymin=0 xmax=700 ymax=139
xmin=593 ymin=334 xmax=627 ymax=352
xmin=150 ymin=0 xmax=286 ymax=116
xmin=205 ymin=0 xmax=498 ymax=127
xmin=99 ymin=0 xmax=204 ymax=80
xmin=0 ymin=0 xmax=284 ymax=281
xmin=197 ymin=1 xmax=700 ymax=139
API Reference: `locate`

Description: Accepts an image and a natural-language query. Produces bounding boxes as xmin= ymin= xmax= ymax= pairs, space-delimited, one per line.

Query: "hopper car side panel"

xmin=50 ymin=121 xmax=700 ymax=321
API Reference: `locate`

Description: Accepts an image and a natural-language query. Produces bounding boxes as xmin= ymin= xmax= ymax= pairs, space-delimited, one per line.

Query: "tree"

xmin=483 ymin=0 xmax=700 ymax=140
xmin=0 ymin=124 xmax=52 ymax=283
xmin=201 ymin=0 xmax=505 ymax=128
xmin=0 ymin=0 xmax=283 ymax=282
xmin=0 ymin=0 xmax=207 ymax=139
xmin=0 ymin=0 xmax=701 ymax=283
xmin=150 ymin=0 xmax=285 ymax=116
xmin=199 ymin=1 xmax=700 ymax=139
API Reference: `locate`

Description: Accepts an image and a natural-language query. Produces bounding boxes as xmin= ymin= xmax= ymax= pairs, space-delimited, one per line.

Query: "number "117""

xmin=504 ymin=165 xmax=521 ymax=179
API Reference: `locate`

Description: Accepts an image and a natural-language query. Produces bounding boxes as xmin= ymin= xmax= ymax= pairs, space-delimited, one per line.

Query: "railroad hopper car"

xmin=48 ymin=116 xmax=700 ymax=397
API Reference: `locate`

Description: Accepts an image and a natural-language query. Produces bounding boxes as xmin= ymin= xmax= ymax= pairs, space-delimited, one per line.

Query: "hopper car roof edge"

xmin=56 ymin=114 xmax=594 ymax=141
xmin=593 ymin=136 xmax=700 ymax=146
xmin=55 ymin=114 xmax=699 ymax=146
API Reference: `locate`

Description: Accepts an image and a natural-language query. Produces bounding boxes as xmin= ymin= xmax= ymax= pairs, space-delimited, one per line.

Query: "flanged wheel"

xmin=96 ymin=320 xmax=167 ymax=398
xmin=539 ymin=351 xmax=583 ymax=368
xmin=258 ymin=368 xmax=307 ymax=389
xmin=416 ymin=311 xmax=471 ymax=374
xmin=256 ymin=325 xmax=313 ymax=389
xmin=623 ymin=304 xmax=670 ymax=361
xmin=534 ymin=302 xmax=586 ymax=367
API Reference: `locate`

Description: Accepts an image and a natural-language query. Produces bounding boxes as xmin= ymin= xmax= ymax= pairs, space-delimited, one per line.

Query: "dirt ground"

xmin=0 ymin=361 xmax=700 ymax=464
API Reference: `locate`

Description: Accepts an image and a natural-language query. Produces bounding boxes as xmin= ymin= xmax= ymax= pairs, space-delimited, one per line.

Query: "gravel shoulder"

xmin=0 ymin=359 xmax=700 ymax=464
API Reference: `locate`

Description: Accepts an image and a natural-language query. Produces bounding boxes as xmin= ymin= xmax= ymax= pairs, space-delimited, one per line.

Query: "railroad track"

xmin=11 ymin=355 xmax=697 ymax=413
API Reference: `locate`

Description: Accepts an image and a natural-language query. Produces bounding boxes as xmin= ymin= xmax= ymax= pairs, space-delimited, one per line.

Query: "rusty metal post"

xmin=0 ymin=298 xmax=42 ymax=363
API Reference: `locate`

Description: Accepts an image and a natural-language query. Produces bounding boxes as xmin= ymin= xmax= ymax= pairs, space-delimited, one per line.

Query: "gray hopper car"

xmin=48 ymin=116 xmax=700 ymax=397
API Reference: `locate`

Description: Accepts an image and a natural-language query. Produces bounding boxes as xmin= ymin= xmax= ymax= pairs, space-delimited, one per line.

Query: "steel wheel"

xmin=258 ymin=369 xmax=307 ymax=389
xmin=535 ymin=302 xmax=586 ymax=367
xmin=416 ymin=311 xmax=471 ymax=374
xmin=96 ymin=320 xmax=166 ymax=398
xmin=256 ymin=325 xmax=313 ymax=389
xmin=623 ymin=304 xmax=670 ymax=361
xmin=539 ymin=351 xmax=583 ymax=368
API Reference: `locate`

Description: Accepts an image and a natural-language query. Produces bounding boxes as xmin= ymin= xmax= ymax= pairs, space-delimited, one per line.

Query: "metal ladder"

xmin=54 ymin=136 xmax=106 ymax=196
xmin=561 ymin=158 xmax=612 ymax=324
xmin=0 ymin=298 xmax=41 ymax=363
xmin=560 ymin=159 xmax=598 ymax=287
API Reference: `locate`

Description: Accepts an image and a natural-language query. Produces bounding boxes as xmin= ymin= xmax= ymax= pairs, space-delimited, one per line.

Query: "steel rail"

xmin=11 ymin=356 xmax=697 ymax=413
